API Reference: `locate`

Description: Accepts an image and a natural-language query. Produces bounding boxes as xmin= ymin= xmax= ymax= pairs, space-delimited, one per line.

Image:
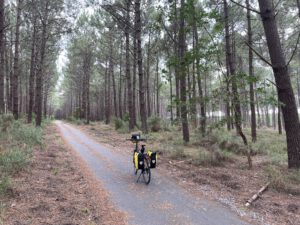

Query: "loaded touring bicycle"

xmin=128 ymin=134 xmax=157 ymax=185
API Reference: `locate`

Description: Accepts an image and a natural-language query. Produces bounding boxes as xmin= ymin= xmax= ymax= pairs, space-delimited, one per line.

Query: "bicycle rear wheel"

xmin=143 ymin=158 xmax=151 ymax=184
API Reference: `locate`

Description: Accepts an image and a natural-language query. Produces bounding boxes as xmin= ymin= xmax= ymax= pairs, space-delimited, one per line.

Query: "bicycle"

xmin=127 ymin=134 xmax=155 ymax=185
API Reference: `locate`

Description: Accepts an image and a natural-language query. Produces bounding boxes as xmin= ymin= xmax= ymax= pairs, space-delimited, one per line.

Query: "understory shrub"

xmin=12 ymin=122 xmax=43 ymax=147
xmin=148 ymin=116 xmax=161 ymax=132
xmin=169 ymin=146 xmax=185 ymax=159
xmin=0 ymin=176 xmax=11 ymax=196
xmin=265 ymin=165 xmax=286 ymax=191
xmin=0 ymin=117 xmax=45 ymax=196
xmin=114 ymin=117 xmax=124 ymax=130
xmin=0 ymin=150 xmax=28 ymax=175
xmin=193 ymin=147 xmax=231 ymax=167
xmin=0 ymin=114 xmax=14 ymax=132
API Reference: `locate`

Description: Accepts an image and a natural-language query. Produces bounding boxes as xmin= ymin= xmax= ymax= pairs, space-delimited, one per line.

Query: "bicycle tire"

xmin=143 ymin=158 xmax=151 ymax=185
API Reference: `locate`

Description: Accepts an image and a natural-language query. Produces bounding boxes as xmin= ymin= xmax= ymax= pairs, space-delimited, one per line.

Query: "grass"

xmin=0 ymin=149 xmax=28 ymax=175
xmin=0 ymin=177 xmax=11 ymax=196
xmin=79 ymin=120 xmax=299 ymax=192
xmin=289 ymin=169 xmax=300 ymax=183
xmin=0 ymin=114 xmax=45 ymax=196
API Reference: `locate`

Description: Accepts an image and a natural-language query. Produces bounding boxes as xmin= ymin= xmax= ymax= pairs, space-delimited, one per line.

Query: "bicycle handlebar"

xmin=126 ymin=138 xmax=147 ymax=142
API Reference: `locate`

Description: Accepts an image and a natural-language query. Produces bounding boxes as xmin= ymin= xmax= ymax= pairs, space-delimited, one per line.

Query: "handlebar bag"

xmin=147 ymin=151 xmax=157 ymax=168
xmin=134 ymin=152 xmax=144 ymax=170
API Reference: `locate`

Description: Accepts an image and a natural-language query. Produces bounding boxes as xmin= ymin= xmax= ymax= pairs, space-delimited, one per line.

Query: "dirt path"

xmin=56 ymin=121 xmax=251 ymax=225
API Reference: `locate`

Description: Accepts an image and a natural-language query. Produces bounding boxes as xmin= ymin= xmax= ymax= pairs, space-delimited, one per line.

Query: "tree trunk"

xmin=5 ymin=38 xmax=9 ymax=113
xmin=132 ymin=32 xmax=137 ymax=126
xmin=35 ymin=1 xmax=49 ymax=126
xmin=105 ymin=59 xmax=111 ymax=124
xmin=119 ymin=37 xmax=123 ymax=119
xmin=43 ymin=84 xmax=48 ymax=118
xmin=179 ymin=0 xmax=189 ymax=142
xmin=12 ymin=0 xmax=22 ymax=120
xmin=126 ymin=0 xmax=134 ymax=130
xmin=246 ymin=0 xmax=256 ymax=142
xmin=224 ymin=0 xmax=250 ymax=167
xmin=0 ymin=0 xmax=4 ymax=113
xmin=194 ymin=23 xmax=206 ymax=136
xmin=173 ymin=0 xmax=180 ymax=121
xmin=156 ymin=54 xmax=160 ymax=116
xmin=135 ymin=0 xmax=148 ymax=132
xmin=297 ymin=69 xmax=300 ymax=107
xmin=110 ymin=33 xmax=117 ymax=119
xmin=28 ymin=17 xmax=37 ymax=123
xmin=146 ymin=32 xmax=151 ymax=117
xmin=258 ymin=0 xmax=300 ymax=168
xmin=168 ymin=57 xmax=174 ymax=122
xmin=297 ymin=0 xmax=300 ymax=18
xmin=278 ymin=99 xmax=282 ymax=134
xmin=191 ymin=30 xmax=197 ymax=128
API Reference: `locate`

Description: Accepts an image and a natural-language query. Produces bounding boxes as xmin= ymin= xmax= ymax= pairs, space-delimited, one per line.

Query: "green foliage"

xmin=114 ymin=117 xmax=124 ymax=130
xmin=169 ymin=146 xmax=186 ymax=160
xmin=11 ymin=122 xmax=43 ymax=148
xmin=148 ymin=116 xmax=162 ymax=132
xmin=193 ymin=149 xmax=228 ymax=167
xmin=0 ymin=150 xmax=28 ymax=175
xmin=265 ymin=165 xmax=286 ymax=191
xmin=0 ymin=118 xmax=45 ymax=197
xmin=0 ymin=114 xmax=14 ymax=132
xmin=0 ymin=176 xmax=11 ymax=196
xmin=67 ymin=116 xmax=84 ymax=125
xmin=288 ymin=169 xmax=300 ymax=183
xmin=211 ymin=128 xmax=244 ymax=155
xmin=73 ymin=107 xmax=81 ymax=119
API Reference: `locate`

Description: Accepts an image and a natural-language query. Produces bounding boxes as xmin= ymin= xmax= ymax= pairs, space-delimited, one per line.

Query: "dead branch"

xmin=245 ymin=182 xmax=270 ymax=207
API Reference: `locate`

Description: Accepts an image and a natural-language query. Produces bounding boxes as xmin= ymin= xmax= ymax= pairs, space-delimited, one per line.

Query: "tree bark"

xmin=105 ymin=59 xmax=111 ymax=124
xmin=135 ymin=0 xmax=148 ymax=132
xmin=132 ymin=31 xmax=137 ymax=126
xmin=278 ymin=100 xmax=282 ymax=134
xmin=119 ymin=37 xmax=123 ymax=119
xmin=5 ymin=37 xmax=9 ymax=113
xmin=246 ymin=0 xmax=256 ymax=142
xmin=12 ymin=0 xmax=22 ymax=119
xmin=194 ymin=22 xmax=206 ymax=136
xmin=156 ymin=54 xmax=160 ymax=116
xmin=297 ymin=0 xmax=300 ymax=18
xmin=146 ymin=32 xmax=151 ymax=117
xmin=224 ymin=0 xmax=250 ymax=167
xmin=258 ymin=0 xmax=300 ymax=168
xmin=35 ymin=1 xmax=49 ymax=126
xmin=173 ymin=0 xmax=180 ymax=120
xmin=179 ymin=0 xmax=189 ymax=142
xmin=28 ymin=17 xmax=37 ymax=123
xmin=126 ymin=0 xmax=134 ymax=130
xmin=0 ymin=0 xmax=4 ymax=113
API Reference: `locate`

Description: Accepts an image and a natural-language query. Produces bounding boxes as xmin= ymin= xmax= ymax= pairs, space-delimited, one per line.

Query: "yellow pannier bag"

xmin=147 ymin=150 xmax=157 ymax=168
xmin=134 ymin=152 xmax=144 ymax=170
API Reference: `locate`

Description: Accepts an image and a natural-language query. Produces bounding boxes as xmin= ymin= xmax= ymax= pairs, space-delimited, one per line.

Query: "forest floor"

xmin=0 ymin=122 xmax=127 ymax=225
xmin=74 ymin=121 xmax=300 ymax=225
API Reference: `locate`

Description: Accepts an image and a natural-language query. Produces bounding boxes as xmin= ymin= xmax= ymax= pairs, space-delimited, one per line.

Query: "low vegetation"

xmin=0 ymin=114 xmax=45 ymax=196
xmin=111 ymin=118 xmax=298 ymax=192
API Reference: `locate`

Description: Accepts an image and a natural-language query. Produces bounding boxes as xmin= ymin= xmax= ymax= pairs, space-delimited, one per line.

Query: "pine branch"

xmin=230 ymin=0 xmax=261 ymax=14
xmin=286 ymin=31 xmax=300 ymax=67
xmin=244 ymin=41 xmax=273 ymax=67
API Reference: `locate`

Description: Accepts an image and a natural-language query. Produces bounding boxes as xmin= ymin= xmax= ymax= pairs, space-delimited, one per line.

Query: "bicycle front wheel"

xmin=143 ymin=159 xmax=151 ymax=185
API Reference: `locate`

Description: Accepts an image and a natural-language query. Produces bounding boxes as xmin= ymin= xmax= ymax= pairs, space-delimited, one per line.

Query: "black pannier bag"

xmin=131 ymin=133 xmax=140 ymax=141
xmin=148 ymin=151 xmax=157 ymax=168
